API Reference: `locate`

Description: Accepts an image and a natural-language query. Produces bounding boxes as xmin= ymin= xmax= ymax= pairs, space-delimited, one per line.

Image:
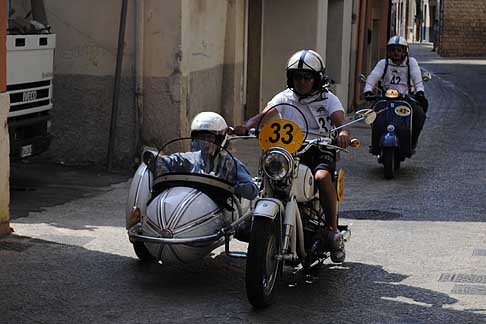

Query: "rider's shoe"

xmin=330 ymin=231 xmax=346 ymax=263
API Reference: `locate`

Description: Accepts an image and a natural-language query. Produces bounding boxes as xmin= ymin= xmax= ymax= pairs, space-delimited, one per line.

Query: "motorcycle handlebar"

xmin=365 ymin=93 xmax=420 ymax=104
xmin=297 ymin=137 xmax=360 ymax=156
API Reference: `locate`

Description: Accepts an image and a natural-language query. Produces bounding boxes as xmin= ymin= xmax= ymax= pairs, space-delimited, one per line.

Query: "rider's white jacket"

xmin=266 ymin=89 xmax=344 ymax=139
xmin=364 ymin=57 xmax=424 ymax=94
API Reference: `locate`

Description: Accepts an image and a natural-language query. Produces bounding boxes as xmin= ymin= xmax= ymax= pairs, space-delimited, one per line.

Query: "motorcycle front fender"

xmin=252 ymin=198 xmax=284 ymax=221
xmin=381 ymin=132 xmax=399 ymax=148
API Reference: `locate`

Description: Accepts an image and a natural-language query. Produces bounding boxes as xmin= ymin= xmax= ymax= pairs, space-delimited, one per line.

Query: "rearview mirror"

xmin=355 ymin=108 xmax=377 ymax=125
xmin=422 ymin=71 xmax=432 ymax=82
xmin=142 ymin=150 xmax=156 ymax=167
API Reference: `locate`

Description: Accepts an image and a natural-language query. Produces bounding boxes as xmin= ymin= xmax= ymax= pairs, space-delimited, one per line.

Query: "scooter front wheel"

xmin=245 ymin=218 xmax=281 ymax=308
xmin=383 ymin=148 xmax=397 ymax=179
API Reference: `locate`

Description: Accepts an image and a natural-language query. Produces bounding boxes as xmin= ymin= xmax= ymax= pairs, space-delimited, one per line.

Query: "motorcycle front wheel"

xmin=245 ymin=218 xmax=281 ymax=308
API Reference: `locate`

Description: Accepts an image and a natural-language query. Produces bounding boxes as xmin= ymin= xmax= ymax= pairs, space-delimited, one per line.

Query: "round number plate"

xmin=258 ymin=119 xmax=304 ymax=154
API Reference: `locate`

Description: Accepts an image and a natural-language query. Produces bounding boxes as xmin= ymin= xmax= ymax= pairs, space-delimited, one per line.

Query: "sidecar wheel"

xmin=133 ymin=242 xmax=155 ymax=262
xmin=245 ymin=218 xmax=281 ymax=308
xmin=383 ymin=148 xmax=396 ymax=179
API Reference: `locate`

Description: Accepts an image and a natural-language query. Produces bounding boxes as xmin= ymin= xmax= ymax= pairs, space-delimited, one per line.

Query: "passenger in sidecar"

xmin=153 ymin=112 xmax=258 ymax=201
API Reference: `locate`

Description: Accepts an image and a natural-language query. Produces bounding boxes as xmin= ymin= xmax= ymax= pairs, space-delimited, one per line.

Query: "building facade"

xmin=438 ymin=0 xmax=486 ymax=57
xmin=31 ymin=0 xmax=368 ymax=169
xmin=3 ymin=0 xmax=389 ymax=174
xmin=391 ymin=0 xmax=486 ymax=57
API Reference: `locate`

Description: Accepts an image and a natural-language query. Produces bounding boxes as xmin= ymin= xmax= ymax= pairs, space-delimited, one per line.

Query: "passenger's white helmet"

xmin=286 ymin=49 xmax=326 ymax=92
xmin=387 ymin=35 xmax=408 ymax=49
xmin=190 ymin=111 xmax=228 ymax=147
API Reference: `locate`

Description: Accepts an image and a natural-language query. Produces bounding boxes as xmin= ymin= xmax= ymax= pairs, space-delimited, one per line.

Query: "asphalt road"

xmin=1 ymin=44 xmax=486 ymax=324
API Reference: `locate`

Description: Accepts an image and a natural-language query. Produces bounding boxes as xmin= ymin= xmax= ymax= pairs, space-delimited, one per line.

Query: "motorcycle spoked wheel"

xmin=383 ymin=148 xmax=397 ymax=179
xmin=132 ymin=242 xmax=155 ymax=262
xmin=245 ymin=217 xmax=282 ymax=308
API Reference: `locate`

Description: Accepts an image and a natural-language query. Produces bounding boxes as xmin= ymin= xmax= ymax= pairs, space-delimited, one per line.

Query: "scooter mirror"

xmin=355 ymin=108 xmax=376 ymax=125
xmin=359 ymin=74 xmax=367 ymax=82
xmin=422 ymin=71 xmax=432 ymax=82
xmin=364 ymin=111 xmax=377 ymax=124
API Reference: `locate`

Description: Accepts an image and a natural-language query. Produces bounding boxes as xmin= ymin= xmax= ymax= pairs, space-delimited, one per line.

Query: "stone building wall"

xmin=439 ymin=0 xmax=486 ymax=57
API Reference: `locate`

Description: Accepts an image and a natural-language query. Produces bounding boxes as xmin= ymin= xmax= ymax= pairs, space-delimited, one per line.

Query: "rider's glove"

xmin=364 ymin=91 xmax=374 ymax=101
xmin=415 ymin=91 xmax=429 ymax=114
xmin=232 ymin=125 xmax=249 ymax=136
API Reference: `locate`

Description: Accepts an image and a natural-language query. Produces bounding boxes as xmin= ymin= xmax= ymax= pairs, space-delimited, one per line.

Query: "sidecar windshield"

xmin=152 ymin=138 xmax=238 ymax=186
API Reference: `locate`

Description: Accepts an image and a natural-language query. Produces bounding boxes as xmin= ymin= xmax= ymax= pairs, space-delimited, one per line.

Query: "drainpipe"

xmin=354 ymin=0 xmax=366 ymax=107
xmin=134 ymin=0 xmax=144 ymax=161
xmin=107 ymin=0 xmax=128 ymax=171
xmin=387 ymin=0 xmax=392 ymax=39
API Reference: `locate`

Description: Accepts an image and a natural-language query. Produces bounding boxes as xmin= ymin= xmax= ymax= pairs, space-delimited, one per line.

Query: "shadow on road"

xmin=2 ymin=233 xmax=483 ymax=324
xmin=9 ymin=160 xmax=130 ymax=219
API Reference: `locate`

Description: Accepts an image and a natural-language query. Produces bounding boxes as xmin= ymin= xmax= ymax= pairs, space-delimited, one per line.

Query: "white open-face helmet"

xmin=387 ymin=35 xmax=408 ymax=62
xmin=286 ymin=49 xmax=326 ymax=92
xmin=190 ymin=112 xmax=228 ymax=147
xmin=387 ymin=35 xmax=408 ymax=48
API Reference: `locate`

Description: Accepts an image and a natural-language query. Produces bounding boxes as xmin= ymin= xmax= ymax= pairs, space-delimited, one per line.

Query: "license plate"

xmin=21 ymin=145 xmax=33 ymax=158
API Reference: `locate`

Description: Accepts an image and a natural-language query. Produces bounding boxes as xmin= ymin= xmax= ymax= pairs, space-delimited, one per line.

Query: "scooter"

xmin=361 ymin=73 xmax=431 ymax=179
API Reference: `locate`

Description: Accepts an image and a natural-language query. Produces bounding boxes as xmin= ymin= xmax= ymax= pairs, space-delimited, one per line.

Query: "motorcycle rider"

xmin=155 ymin=112 xmax=258 ymax=200
xmin=363 ymin=35 xmax=428 ymax=150
xmin=233 ymin=49 xmax=349 ymax=263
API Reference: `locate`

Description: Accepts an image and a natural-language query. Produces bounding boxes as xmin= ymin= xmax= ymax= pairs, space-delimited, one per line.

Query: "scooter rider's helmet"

xmin=286 ymin=49 xmax=326 ymax=94
xmin=190 ymin=112 xmax=228 ymax=157
xmin=387 ymin=35 xmax=408 ymax=62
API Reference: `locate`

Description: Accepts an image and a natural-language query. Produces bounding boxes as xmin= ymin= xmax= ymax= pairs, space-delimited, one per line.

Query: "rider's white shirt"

xmin=267 ymin=89 xmax=344 ymax=139
xmin=363 ymin=57 xmax=424 ymax=94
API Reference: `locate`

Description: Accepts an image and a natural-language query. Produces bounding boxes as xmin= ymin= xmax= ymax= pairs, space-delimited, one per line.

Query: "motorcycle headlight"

xmin=262 ymin=148 xmax=293 ymax=181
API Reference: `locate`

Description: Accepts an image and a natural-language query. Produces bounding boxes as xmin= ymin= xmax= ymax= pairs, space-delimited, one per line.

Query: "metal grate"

xmin=452 ymin=284 xmax=486 ymax=296
xmin=439 ymin=273 xmax=486 ymax=284
xmin=0 ymin=240 xmax=33 ymax=252
xmin=473 ymin=249 xmax=486 ymax=256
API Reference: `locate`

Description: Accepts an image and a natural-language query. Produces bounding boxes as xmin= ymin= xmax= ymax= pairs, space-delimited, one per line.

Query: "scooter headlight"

xmin=387 ymin=124 xmax=395 ymax=132
xmin=262 ymin=148 xmax=293 ymax=181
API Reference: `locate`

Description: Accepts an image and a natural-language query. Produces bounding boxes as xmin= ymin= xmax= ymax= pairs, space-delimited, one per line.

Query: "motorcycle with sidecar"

xmin=125 ymin=105 xmax=375 ymax=308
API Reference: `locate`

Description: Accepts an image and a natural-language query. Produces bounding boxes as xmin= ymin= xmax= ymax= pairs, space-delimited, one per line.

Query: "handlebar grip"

xmin=350 ymin=138 xmax=360 ymax=148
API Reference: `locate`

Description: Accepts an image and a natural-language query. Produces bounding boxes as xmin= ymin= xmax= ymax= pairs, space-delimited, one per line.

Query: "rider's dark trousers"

xmin=411 ymin=103 xmax=426 ymax=149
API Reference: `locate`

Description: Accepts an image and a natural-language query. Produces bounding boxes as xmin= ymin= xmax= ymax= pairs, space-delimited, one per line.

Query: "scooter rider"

xmin=155 ymin=112 xmax=258 ymax=200
xmin=233 ymin=49 xmax=349 ymax=263
xmin=363 ymin=35 xmax=428 ymax=150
